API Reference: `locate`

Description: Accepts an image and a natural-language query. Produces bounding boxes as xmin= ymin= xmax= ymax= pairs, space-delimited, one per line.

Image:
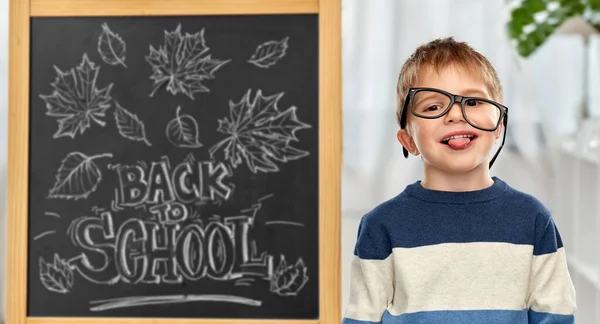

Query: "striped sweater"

xmin=342 ymin=177 xmax=576 ymax=324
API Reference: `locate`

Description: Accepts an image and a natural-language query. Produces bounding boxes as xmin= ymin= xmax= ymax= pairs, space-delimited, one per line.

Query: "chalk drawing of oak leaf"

xmin=39 ymin=254 xmax=74 ymax=294
xmin=39 ymin=53 xmax=114 ymax=139
xmin=145 ymin=24 xmax=230 ymax=99
xmin=209 ymin=89 xmax=311 ymax=174
xmin=48 ymin=152 xmax=113 ymax=200
xmin=270 ymin=256 xmax=309 ymax=296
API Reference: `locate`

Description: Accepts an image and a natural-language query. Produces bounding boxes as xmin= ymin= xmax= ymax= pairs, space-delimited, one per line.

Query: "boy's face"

xmin=397 ymin=64 xmax=502 ymax=173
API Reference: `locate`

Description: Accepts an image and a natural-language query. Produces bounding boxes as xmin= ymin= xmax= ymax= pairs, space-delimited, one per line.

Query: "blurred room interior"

xmin=341 ymin=0 xmax=600 ymax=322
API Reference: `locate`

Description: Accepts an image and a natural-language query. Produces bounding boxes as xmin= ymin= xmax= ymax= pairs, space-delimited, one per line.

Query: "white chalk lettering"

xmin=67 ymin=209 xmax=272 ymax=285
xmin=111 ymin=156 xmax=233 ymax=208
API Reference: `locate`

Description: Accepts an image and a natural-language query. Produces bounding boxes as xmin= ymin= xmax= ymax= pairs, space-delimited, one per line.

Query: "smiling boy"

xmin=342 ymin=38 xmax=576 ymax=324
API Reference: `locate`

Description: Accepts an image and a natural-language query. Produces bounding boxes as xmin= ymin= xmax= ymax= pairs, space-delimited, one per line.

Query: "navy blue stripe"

xmin=343 ymin=309 xmax=575 ymax=324
xmin=533 ymin=216 xmax=564 ymax=255
xmin=529 ymin=309 xmax=574 ymax=323
xmin=355 ymin=178 xmax=562 ymax=260
xmin=354 ymin=216 xmax=392 ymax=260
xmin=343 ymin=309 xmax=529 ymax=324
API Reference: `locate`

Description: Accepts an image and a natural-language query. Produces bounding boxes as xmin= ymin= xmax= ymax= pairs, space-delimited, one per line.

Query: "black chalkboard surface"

xmin=28 ymin=14 xmax=319 ymax=319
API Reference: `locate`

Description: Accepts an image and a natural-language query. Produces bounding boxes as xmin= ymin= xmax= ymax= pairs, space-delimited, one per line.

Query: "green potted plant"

xmin=507 ymin=0 xmax=600 ymax=157
xmin=506 ymin=0 xmax=600 ymax=57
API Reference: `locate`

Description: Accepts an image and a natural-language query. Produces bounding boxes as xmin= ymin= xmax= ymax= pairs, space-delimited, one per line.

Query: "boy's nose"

xmin=444 ymin=102 xmax=465 ymax=123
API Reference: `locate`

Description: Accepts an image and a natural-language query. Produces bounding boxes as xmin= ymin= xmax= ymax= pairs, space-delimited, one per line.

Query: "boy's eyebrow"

xmin=461 ymin=89 xmax=489 ymax=97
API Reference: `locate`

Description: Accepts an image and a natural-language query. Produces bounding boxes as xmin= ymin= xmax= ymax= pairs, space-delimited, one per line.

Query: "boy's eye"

xmin=423 ymin=105 xmax=442 ymax=112
xmin=465 ymin=99 xmax=479 ymax=107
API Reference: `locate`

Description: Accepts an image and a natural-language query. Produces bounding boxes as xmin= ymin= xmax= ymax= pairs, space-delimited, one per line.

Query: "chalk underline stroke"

xmin=89 ymin=294 xmax=262 ymax=311
xmin=264 ymin=220 xmax=304 ymax=227
xmin=33 ymin=230 xmax=56 ymax=240
xmin=44 ymin=212 xmax=61 ymax=218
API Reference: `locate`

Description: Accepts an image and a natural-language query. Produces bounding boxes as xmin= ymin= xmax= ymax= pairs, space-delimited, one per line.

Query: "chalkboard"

xmin=27 ymin=14 xmax=319 ymax=319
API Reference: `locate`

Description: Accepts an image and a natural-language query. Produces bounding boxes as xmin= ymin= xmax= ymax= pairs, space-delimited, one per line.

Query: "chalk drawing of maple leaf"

xmin=270 ymin=256 xmax=309 ymax=296
xmin=39 ymin=254 xmax=75 ymax=294
xmin=209 ymin=89 xmax=311 ymax=174
xmin=145 ymin=24 xmax=231 ymax=99
xmin=39 ymin=53 xmax=114 ymax=139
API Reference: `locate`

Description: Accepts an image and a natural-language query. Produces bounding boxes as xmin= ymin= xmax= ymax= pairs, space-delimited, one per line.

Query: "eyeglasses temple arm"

xmin=489 ymin=114 xmax=508 ymax=169
xmin=401 ymin=98 xmax=410 ymax=159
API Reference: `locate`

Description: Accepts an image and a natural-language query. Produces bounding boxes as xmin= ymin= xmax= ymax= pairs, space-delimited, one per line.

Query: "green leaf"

xmin=517 ymin=38 xmax=536 ymax=57
xmin=523 ymin=0 xmax=547 ymax=13
xmin=511 ymin=7 xmax=535 ymax=26
xmin=506 ymin=20 xmax=523 ymax=39
xmin=548 ymin=6 xmax=576 ymax=24
xmin=552 ymin=0 xmax=584 ymax=16
xmin=518 ymin=21 xmax=558 ymax=57
xmin=590 ymin=0 xmax=600 ymax=11
xmin=559 ymin=0 xmax=584 ymax=5
xmin=529 ymin=27 xmax=546 ymax=46
xmin=507 ymin=0 xmax=589 ymax=57
xmin=536 ymin=22 xmax=556 ymax=38
xmin=570 ymin=2 xmax=586 ymax=15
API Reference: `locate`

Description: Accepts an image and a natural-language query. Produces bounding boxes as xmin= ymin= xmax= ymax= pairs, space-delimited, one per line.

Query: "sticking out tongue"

xmin=447 ymin=137 xmax=471 ymax=149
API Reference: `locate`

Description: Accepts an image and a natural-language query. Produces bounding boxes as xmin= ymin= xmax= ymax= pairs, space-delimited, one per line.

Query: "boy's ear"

xmin=495 ymin=123 xmax=503 ymax=142
xmin=397 ymin=129 xmax=419 ymax=156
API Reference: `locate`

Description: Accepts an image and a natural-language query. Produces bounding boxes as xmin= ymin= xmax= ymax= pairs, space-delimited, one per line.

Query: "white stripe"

xmin=348 ymin=241 xmax=534 ymax=319
xmin=345 ymin=254 xmax=394 ymax=322
xmin=527 ymin=247 xmax=576 ymax=315
xmin=346 ymin=242 xmax=576 ymax=320
xmin=388 ymin=242 xmax=536 ymax=315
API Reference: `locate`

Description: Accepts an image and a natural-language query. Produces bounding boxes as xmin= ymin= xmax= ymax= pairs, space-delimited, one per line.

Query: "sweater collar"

xmin=404 ymin=176 xmax=508 ymax=204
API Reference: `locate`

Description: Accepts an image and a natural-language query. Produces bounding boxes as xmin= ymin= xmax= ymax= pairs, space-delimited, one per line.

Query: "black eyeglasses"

xmin=400 ymin=87 xmax=508 ymax=169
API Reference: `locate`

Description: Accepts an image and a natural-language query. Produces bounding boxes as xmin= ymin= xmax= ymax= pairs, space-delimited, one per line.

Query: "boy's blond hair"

xmin=396 ymin=37 xmax=503 ymax=128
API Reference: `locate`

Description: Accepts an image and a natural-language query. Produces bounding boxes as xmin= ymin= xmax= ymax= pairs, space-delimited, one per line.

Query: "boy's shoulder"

xmin=501 ymin=179 xmax=552 ymax=218
xmin=499 ymin=182 xmax=556 ymax=243
xmin=358 ymin=184 xmax=416 ymax=228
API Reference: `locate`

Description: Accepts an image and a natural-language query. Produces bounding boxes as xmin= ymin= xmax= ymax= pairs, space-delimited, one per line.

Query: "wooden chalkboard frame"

xmin=7 ymin=1 xmax=341 ymax=323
